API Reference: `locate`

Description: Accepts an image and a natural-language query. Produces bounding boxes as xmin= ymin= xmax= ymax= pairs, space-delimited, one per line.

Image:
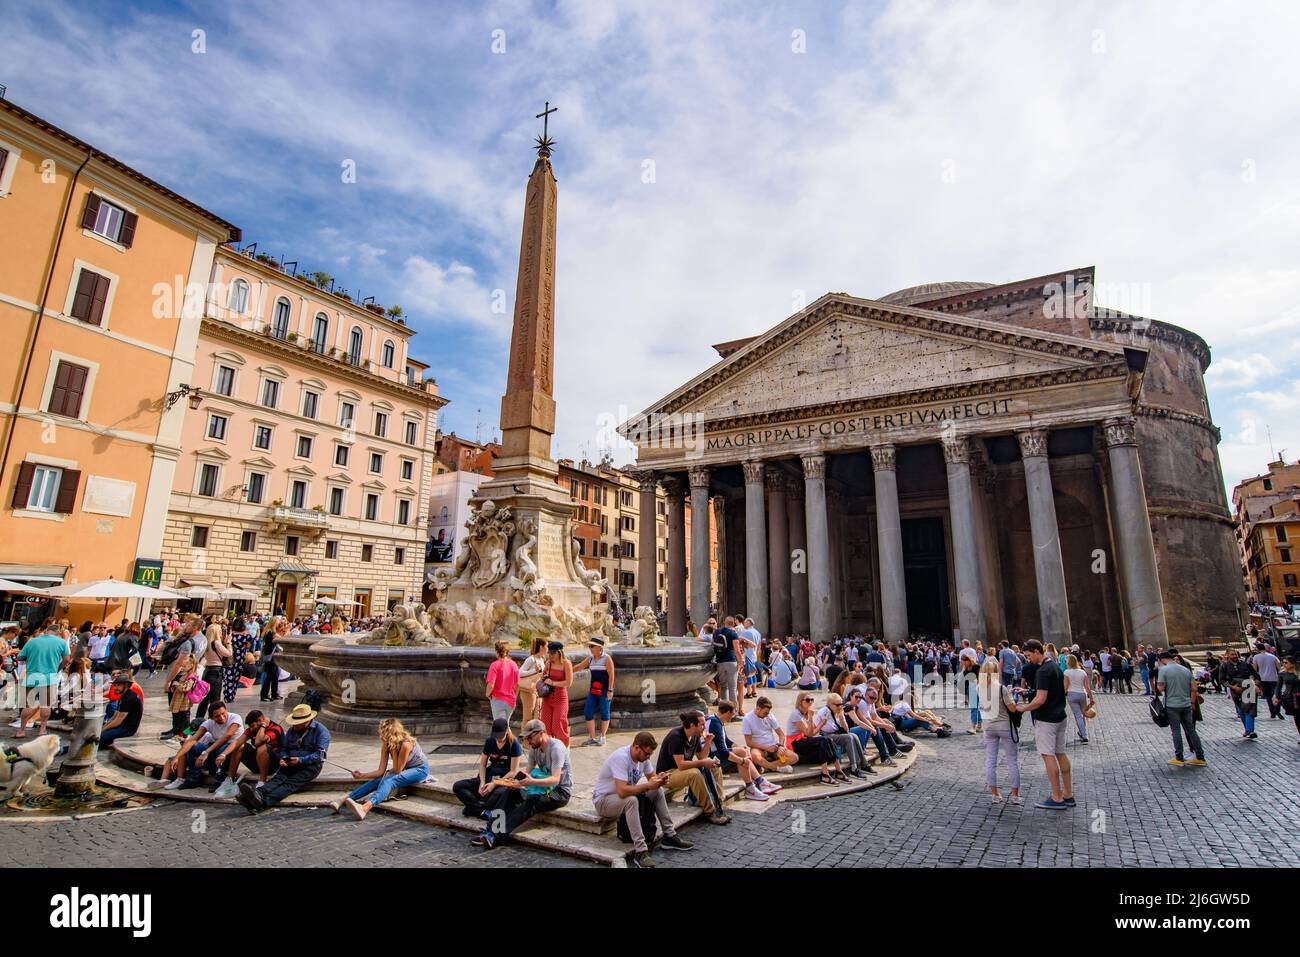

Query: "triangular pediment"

xmin=625 ymin=294 xmax=1129 ymax=427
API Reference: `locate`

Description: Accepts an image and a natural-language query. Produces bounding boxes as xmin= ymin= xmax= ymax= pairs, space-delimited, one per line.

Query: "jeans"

xmin=98 ymin=724 xmax=135 ymax=749
xmin=1233 ymin=698 xmax=1256 ymax=734
xmin=260 ymin=664 xmax=279 ymax=700
xmin=897 ymin=716 xmax=934 ymax=733
xmin=482 ymin=785 xmax=571 ymax=840
xmin=1166 ymin=705 xmax=1204 ymax=760
xmin=261 ymin=761 xmax=322 ymax=807
xmin=593 ymin=789 xmax=675 ymax=853
xmin=984 ymin=726 xmax=1020 ymax=789
xmin=1140 ymin=666 xmax=1152 ymax=695
xmin=849 ymin=725 xmax=894 ymax=761
xmin=1261 ymin=681 xmax=1280 ymax=718
xmin=347 ymin=764 xmax=428 ymax=806
xmin=1067 ymin=691 xmax=1090 ymax=739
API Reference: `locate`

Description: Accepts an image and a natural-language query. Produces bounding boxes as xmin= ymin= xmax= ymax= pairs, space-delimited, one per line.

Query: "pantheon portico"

xmin=619 ymin=269 xmax=1244 ymax=650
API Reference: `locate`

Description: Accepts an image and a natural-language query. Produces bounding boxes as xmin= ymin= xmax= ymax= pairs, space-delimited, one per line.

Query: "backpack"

xmin=1149 ymin=693 xmax=1169 ymax=728
xmin=158 ymin=636 xmax=192 ymax=667
xmin=615 ymin=792 xmax=660 ymax=846
xmin=302 ymin=688 xmax=324 ymax=711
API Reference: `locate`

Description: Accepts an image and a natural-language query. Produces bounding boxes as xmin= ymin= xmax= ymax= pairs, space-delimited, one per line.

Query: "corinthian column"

xmin=688 ymin=466 xmax=712 ymax=627
xmin=943 ymin=437 xmax=987 ymax=644
xmin=802 ymin=453 xmax=833 ymax=642
xmin=786 ymin=476 xmax=810 ymax=635
xmin=742 ymin=460 xmax=770 ymax=635
xmin=1018 ymin=429 xmax=1072 ymax=644
xmin=765 ymin=470 xmax=791 ymax=639
xmin=871 ymin=444 xmax=909 ymax=642
xmin=637 ymin=471 xmax=658 ymax=612
xmin=1103 ymin=416 xmax=1169 ymax=645
xmin=663 ymin=476 xmax=687 ymax=636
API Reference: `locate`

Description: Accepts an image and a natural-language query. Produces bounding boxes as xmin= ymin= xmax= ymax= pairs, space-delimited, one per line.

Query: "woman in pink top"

xmin=485 ymin=640 xmax=520 ymax=726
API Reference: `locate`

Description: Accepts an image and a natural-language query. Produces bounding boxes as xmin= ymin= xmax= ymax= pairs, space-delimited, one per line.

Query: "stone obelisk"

xmin=443 ymin=105 xmax=599 ymax=615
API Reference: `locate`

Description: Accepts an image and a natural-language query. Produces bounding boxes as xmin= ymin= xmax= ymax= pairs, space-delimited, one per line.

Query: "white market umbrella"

xmin=314 ymin=597 xmax=349 ymax=606
xmin=0 ymin=578 xmax=48 ymax=593
xmin=180 ymin=585 xmax=223 ymax=600
xmin=42 ymin=578 xmax=184 ymax=623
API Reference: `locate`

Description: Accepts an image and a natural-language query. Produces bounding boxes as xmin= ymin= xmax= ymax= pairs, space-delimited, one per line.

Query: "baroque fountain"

xmin=280 ymin=115 xmax=712 ymax=735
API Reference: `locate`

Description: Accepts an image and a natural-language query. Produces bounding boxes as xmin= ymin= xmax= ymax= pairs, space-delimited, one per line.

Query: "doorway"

xmin=902 ymin=516 xmax=951 ymax=637
xmin=273 ymin=582 xmax=297 ymax=615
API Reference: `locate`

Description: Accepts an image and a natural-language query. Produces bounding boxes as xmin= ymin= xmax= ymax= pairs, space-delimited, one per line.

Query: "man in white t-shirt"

xmin=740 ymin=696 xmax=798 ymax=774
xmin=592 ymin=731 xmax=693 ymax=867
xmin=159 ymin=701 xmax=243 ymax=790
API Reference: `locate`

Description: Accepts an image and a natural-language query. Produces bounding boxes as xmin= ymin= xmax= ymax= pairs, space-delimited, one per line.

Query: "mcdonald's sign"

xmin=132 ymin=559 xmax=164 ymax=588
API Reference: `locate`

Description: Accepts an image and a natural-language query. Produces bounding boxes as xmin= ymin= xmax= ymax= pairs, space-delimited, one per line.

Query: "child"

xmin=161 ymin=653 xmax=197 ymax=741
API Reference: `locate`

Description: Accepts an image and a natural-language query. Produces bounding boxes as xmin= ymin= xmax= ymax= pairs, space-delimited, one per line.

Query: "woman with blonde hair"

xmin=339 ymin=717 xmax=429 ymax=820
xmin=517 ymin=637 xmax=547 ymax=723
xmin=978 ymin=658 xmax=1021 ymax=804
xmin=1064 ymin=653 xmax=1094 ymax=743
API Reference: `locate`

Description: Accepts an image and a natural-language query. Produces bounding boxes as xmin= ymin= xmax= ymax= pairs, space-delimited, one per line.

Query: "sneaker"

xmin=470 ymin=832 xmax=496 ymax=849
xmin=776 ymin=764 xmax=794 ymax=774
xmin=744 ymin=785 xmax=770 ymax=801
xmin=1079 ymin=737 xmax=1090 ymax=744
xmin=965 ymin=728 xmax=978 ymax=735
xmin=659 ymin=833 xmax=694 ymax=850
xmin=881 ymin=757 xmax=897 ymax=767
xmin=213 ymin=779 xmax=240 ymax=800
xmin=1185 ymin=758 xmax=1207 ymax=767
xmin=991 ymin=793 xmax=1003 ymax=804
xmin=895 ymin=742 xmax=914 ymax=752
xmin=1167 ymin=757 xmax=1185 ymax=767
xmin=580 ymin=738 xmax=600 ymax=747
xmin=1009 ymin=794 xmax=1023 ymax=805
xmin=709 ymin=811 xmax=731 ymax=825
xmin=631 ymin=850 xmax=656 ymax=868
xmin=1035 ymin=798 xmax=1069 ymax=810
xmin=149 ymin=777 xmax=173 ymax=791
xmin=163 ymin=778 xmax=185 ymax=791
xmin=597 ymin=735 xmax=607 ymax=746
xmin=757 ymin=779 xmax=782 ymax=794
xmin=1062 ymin=796 xmax=1076 ymax=807
xmin=1248 ymin=732 xmax=1259 ymax=739
xmin=207 ymin=775 xmax=227 ymax=794
xmin=343 ymin=797 xmax=368 ymax=821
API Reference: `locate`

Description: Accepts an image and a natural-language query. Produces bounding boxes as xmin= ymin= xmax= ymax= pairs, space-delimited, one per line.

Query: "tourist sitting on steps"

xmin=707 ymin=701 xmax=779 ymax=800
xmin=592 ymin=730 xmax=693 ymax=868
xmin=236 ymin=703 xmax=330 ymax=814
xmin=655 ymin=710 xmax=731 ymax=825
xmin=453 ymin=717 xmax=522 ymax=818
xmin=336 ymin=717 xmax=430 ymax=820
xmin=472 ymin=718 xmax=572 ymax=849
xmin=210 ymin=709 xmax=283 ymax=795
xmin=786 ymin=691 xmax=847 ymax=786
xmin=741 ymin=696 xmax=799 ymax=776
xmin=155 ymin=701 xmax=243 ymax=791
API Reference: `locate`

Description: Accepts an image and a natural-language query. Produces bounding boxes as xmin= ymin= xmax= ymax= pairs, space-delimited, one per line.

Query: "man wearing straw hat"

xmin=236 ymin=702 xmax=330 ymax=814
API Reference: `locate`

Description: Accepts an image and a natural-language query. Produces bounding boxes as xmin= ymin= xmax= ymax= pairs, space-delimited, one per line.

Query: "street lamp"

xmin=163 ymin=384 xmax=203 ymax=411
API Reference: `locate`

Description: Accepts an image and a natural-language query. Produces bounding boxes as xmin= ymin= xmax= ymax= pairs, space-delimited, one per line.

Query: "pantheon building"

xmin=620 ymin=267 xmax=1243 ymax=650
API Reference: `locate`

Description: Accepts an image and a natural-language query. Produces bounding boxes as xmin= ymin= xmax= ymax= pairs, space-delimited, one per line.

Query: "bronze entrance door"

xmin=902 ymin=516 xmax=952 ymax=638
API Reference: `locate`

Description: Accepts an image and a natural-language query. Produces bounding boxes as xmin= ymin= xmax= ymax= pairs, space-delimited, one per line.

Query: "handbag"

xmin=128 ymin=653 xmax=144 ymax=667
xmin=186 ymin=677 xmax=211 ymax=704
xmin=1149 ymin=693 xmax=1169 ymax=728
xmin=536 ymin=679 xmax=553 ymax=699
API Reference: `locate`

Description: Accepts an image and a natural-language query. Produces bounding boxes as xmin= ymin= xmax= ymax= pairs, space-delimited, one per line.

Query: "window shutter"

xmin=71 ymin=268 xmax=98 ymax=321
xmin=88 ymin=273 xmax=111 ymax=326
xmin=54 ymin=469 xmax=81 ymax=514
xmin=49 ymin=361 xmax=89 ymax=418
xmin=10 ymin=462 xmax=37 ymax=509
xmin=80 ymin=193 xmax=102 ymax=230
xmin=118 ymin=210 xmax=138 ymax=248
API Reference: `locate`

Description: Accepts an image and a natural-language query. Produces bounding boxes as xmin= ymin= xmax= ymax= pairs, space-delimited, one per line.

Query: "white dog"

xmin=0 ymin=734 xmax=61 ymax=798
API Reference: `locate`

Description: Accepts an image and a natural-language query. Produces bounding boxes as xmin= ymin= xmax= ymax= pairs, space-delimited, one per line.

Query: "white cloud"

xmin=397 ymin=256 xmax=501 ymax=330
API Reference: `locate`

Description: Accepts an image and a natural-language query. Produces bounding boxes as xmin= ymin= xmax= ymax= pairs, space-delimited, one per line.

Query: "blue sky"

xmin=3 ymin=0 xmax=1298 ymax=493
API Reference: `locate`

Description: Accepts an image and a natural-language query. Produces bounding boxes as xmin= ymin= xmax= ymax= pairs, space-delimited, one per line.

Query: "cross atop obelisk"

xmin=494 ymin=103 xmax=560 ymax=485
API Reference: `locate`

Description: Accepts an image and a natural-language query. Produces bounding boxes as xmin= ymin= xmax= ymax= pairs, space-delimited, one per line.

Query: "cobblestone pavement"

xmin=7 ymin=691 xmax=1298 ymax=867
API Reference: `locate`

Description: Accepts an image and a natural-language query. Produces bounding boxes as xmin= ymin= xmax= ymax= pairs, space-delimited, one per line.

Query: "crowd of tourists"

xmin=4 ymin=602 xmax=1297 ymax=867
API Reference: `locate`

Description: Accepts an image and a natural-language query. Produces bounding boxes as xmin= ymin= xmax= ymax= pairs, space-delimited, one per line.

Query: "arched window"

xmin=381 ymin=340 xmax=395 ymax=368
xmin=311 ymin=313 xmax=329 ymax=353
xmin=228 ymin=279 xmax=249 ymax=315
xmin=272 ymin=298 xmax=291 ymax=339
xmin=440 ymin=506 xmax=449 ymax=522
xmin=348 ymin=328 xmax=363 ymax=365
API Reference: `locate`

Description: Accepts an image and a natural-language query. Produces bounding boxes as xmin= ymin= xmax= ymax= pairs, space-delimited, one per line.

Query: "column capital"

xmin=742 ymin=460 xmax=766 ymax=485
xmin=784 ymin=474 xmax=805 ymax=498
xmin=941 ymin=436 xmax=971 ymax=466
xmin=636 ymin=469 xmax=659 ymax=493
xmin=869 ymin=443 xmax=897 ymax=472
xmin=1103 ymin=416 xmax=1138 ymax=448
xmin=1017 ymin=428 xmax=1050 ymax=459
xmin=764 ymin=469 xmax=787 ymax=493
xmin=661 ymin=475 xmax=685 ymax=498
xmin=687 ymin=464 xmax=711 ymax=490
xmin=800 ymin=452 xmax=826 ymax=480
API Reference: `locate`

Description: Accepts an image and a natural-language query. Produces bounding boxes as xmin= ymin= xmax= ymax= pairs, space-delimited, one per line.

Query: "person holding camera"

xmin=1017 ymin=639 xmax=1074 ymax=811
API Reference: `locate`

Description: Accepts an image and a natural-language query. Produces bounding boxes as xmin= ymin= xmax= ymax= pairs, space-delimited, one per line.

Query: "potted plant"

xmin=309 ymin=271 xmax=333 ymax=290
xmin=287 ymin=331 xmax=298 ymax=342
xmin=386 ymin=305 xmax=405 ymax=323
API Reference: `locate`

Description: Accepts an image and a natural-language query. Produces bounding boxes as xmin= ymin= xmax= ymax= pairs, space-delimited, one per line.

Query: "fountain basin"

xmin=307 ymin=639 xmax=715 ymax=737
